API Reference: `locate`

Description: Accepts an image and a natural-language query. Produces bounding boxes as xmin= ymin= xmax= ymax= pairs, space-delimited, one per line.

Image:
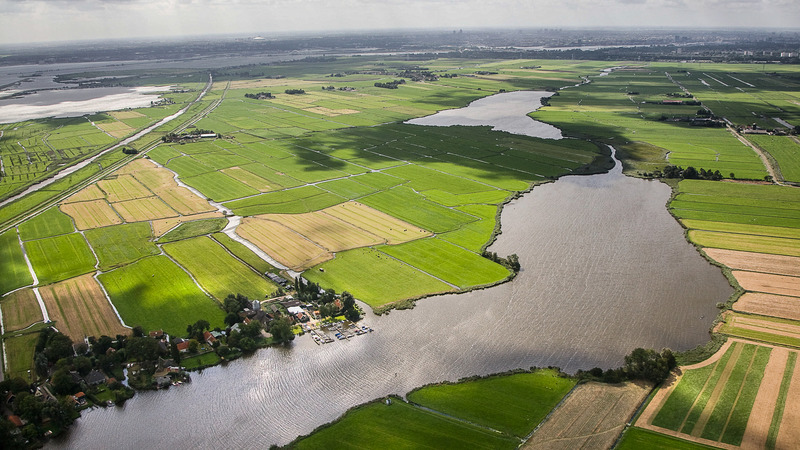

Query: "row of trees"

xmin=483 ymin=252 xmax=521 ymax=272
xmin=245 ymin=92 xmax=274 ymax=99
xmin=374 ymin=79 xmax=405 ymax=89
xmin=577 ymin=347 xmax=677 ymax=384
xmin=661 ymin=165 xmax=724 ymax=180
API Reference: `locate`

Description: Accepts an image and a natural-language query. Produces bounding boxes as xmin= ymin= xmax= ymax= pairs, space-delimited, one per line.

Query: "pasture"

xmin=0 ymin=229 xmax=33 ymax=295
xmin=151 ymin=211 xmax=223 ymax=236
xmin=84 ymin=222 xmax=159 ymax=270
xmin=97 ymin=255 xmax=225 ymax=336
xmin=0 ymin=289 xmax=43 ymax=333
xmin=162 ymin=236 xmax=276 ymax=300
xmin=38 ymin=274 xmax=129 ymax=340
xmin=210 ymin=233 xmax=278 ymax=275
xmin=24 ymin=233 xmax=97 ymax=285
xmin=747 ymin=135 xmax=800 ymax=183
xmin=157 ymin=217 xmax=228 ymax=243
xmin=2 ymin=332 xmax=39 ymax=382
xmin=408 ymin=369 xmax=576 ymax=438
xmin=17 ymin=207 xmax=75 ymax=241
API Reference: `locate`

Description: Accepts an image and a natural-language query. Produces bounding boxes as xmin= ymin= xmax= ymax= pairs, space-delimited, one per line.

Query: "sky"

xmin=2 ymin=0 xmax=799 ymax=45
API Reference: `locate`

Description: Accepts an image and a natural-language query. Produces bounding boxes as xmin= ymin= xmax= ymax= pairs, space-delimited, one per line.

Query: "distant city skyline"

xmin=2 ymin=0 xmax=799 ymax=45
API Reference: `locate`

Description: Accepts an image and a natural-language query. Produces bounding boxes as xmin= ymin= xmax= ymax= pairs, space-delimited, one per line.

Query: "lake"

xmin=51 ymin=91 xmax=732 ymax=448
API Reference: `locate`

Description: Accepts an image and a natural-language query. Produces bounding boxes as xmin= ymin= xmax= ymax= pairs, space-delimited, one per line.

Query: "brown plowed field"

xmin=39 ymin=274 xmax=128 ymax=340
xmin=775 ymin=359 xmax=800 ymax=448
xmin=151 ymin=211 xmax=224 ymax=236
xmin=733 ymin=271 xmax=800 ymax=298
xmin=112 ymin=197 xmax=179 ymax=222
xmin=63 ymin=184 xmax=105 ymax=203
xmin=705 ymin=248 xmax=800 ymax=277
xmin=1 ymin=288 xmax=43 ymax=332
xmin=741 ymin=347 xmax=790 ymax=449
xmin=323 ymin=201 xmax=431 ymax=244
xmin=734 ymin=293 xmax=800 ymax=321
xmin=524 ymin=381 xmax=652 ymax=450
xmin=60 ymin=200 xmax=123 ymax=230
xmin=238 ymin=217 xmax=331 ymax=271
xmin=258 ymin=211 xmax=384 ymax=252
xmin=98 ymin=174 xmax=153 ymax=202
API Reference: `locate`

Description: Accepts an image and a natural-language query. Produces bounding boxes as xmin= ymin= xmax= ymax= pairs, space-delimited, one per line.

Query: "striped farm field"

xmin=24 ymin=233 xmax=96 ymax=285
xmin=210 ymin=233 xmax=277 ymax=275
xmin=640 ymin=340 xmax=779 ymax=447
xmin=221 ymin=166 xmax=274 ymax=192
xmin=259 ymin=211 xmax=383 ymax=252
xmin=718 ymin=312 xmax=800 ymax=348
xmin=98 ymin=174 xmax=153 ymax=202
xmin=688 ymin=230 xmax=800 ymax=257
xmin=112 ymin=196 xmax=178 ymax=222
xmin=682 ymin=220 xmax=800 ymax=241
xmin=182 ymin=170 xmax=260 ymax=202
xmin=151 ymin=211 xmax=224 ymax=236
xmin=39 ymin=274 xmax=129 ymax=340
xmin=60 ymin=200 xmax=123 ymax=230
xmin=322 ymin=201 xmax=431 ymax=244
xmin=237 ymin=217 xmax=331 ymax=271
xmin=0 ymin=229 xmax=33 ymax=294
xmin=704 ymin=248 xmax=800 ymax=278
xmin=731 ymin=271 xmax=800 ymax=298
xmin=97 ymin=255 xmax=225 ymax=336
xmin=734 ymin=293 xmax=800 ymax=321
xmin=154 ymin=186 xmax=217 ymax=215
xmin=0 ymin=288 xmax=43 ymax=332
xmin=162 ymin=236 xmax=277 ymax=300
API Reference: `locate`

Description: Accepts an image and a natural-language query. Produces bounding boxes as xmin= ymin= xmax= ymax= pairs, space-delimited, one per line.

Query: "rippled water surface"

xmin=51 ymin=92 xmax=733 ymax=449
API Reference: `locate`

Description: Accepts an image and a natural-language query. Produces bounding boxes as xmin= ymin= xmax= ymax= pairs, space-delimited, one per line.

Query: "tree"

xmin=270 ymin=317 xmax=295 ymax=344
xmin=623 ymin=348 xmax=676 ymax=384
xmin=44 ymin=332 xmax=74 ymax=363
xmin=132 ymin=325 xmax=144 ymax=337
xmin=224 ymin=312 xmax=241 ymax=327
xmin=126 ymin=336 xmax=160 ymax=362
xmin=34 ymin=352 xmax=49 ymax=378
xmin=188 ymin=339 xmax=199 ymax=354
xmin=50 ymin=368 xmax=78 ymax=395
xmin=682 ymin=166 xmax=698 ymax=179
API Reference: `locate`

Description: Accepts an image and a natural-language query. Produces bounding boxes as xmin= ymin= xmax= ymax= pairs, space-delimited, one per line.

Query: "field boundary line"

xmin=16 ymin=227 xmax=39 ymax=287
xmin=161 ymin=250 xmax=216 ymax=302
xmin=676 ymin=349 xmax=727 ymax=432
xmin=716 ymin=345 xmax=762 ymax=441
xmin=31 ymin=288 xmax=49 ymax=323
xmin=207 ymin=235 xmax=274 ymax=281
xmin=92 ymin=271 xmax=131 ymax=329
xmin=741 ymin=347 xmax=789 ymax=449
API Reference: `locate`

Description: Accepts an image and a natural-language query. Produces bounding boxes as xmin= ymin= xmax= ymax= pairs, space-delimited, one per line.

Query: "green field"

xmin=182 ymin=171 xmax=260 ymax=202
xmin=303 ymin=247 xmax=454 ymax=309
xmin=0 ymin=229 xmax=33 ymax=294
xmin=181 ymin=351 xmax=222 ymax=370
xmin=407 ymin=369 xmax=575 ymax=438
xmin=618 ymin=428 xmax=718 ymax=450
xmin=97 ymin=255 xmax=225 ymax=335
xmin=747 ymin=135 xmax=800 ymax=183
xmin=718 ymin=313 xmax=800 ymax=348
xmin=85 ymin=222 xmax=159 ymax=270
xmin=158 ymin=218 xmax=229 ymax=243
xmin=210 ymin=232 xmax=278 ymax=275
xmin=18 ymin=207 xmax=75 ymax=241
xmin=162 ymin=236 xmax=277 ymax=301
xmin=293 ymin=398 xmax=519 ymax=450
xmin=380 ymin=238 xmax=510 ymax=289
xmin=24 ymin=233 xmax=97 ymax=285
xmin=2 ymin=332 xmax=39 ymax=381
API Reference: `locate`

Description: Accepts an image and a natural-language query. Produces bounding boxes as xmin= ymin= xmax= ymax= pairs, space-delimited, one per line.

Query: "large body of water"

xmin=51 ymin=91 xmax=732 ymax=448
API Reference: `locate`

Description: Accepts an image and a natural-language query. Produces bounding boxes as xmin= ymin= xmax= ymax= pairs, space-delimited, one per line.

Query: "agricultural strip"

xmin=734 ymin=293 xmax=800 ymax=321
xmin=379 ymin=238 xmax=510 ymax=289
xmin=157 ymin=218 xmax=228 ymax=243
xmin=775 ymin=353 xmax=800 ymax=449
xmin=0 ymin=289 xmax=43 ymax=332
xmin=23 ymin=233 xmax=96 ymax=285
xmin=322 ymin=201 xmax=431 ymax=244
xmin=408 ymin=369 xmax=576 ymax=438
xmin=84 ymin=222 xmax=159 ymax=270
xmin=0 ymin=229 xmax=34 ymax=294
xmin=523 ymin=381 xmax=652 ymax=450
xmin=62 ymin=184 xmax=105 ymax=203
xmin=162 ymin=236 xmax=276 ymax=301
xmin=360 ymin=186 xmax=477 ymax=233
xmin=683 ymin=220 xmax=800 ymax=241
xmin=257 ymin=211 xmax=383 ymax=252
xmin=182 ymin=171 xmax=260 ymax=202
xmin=3 ymin=332 xmax=38 ymax=381
xmin=97 ymin=255 xmax=225 ymax=336
xmin=97 ymin=174 xmax=152 ymax=202
xmin=302 ymin=247 xmax=454 ymax=310
xmin=718 ymin=312 xmax=800 ymax=348
xmin=237 ymin=217 xmax=331 ymax=271
xmin=210 ymin=233 xmax=277 ymax=275
xmin=221 ymin=167 xmax=274 ymax=192
xmin=38 ymin=274 xmax=129 ymax=340
xmin=60 ymin=200 xmax=123 ymax=230
xmin=111 ymin=196 xmax=179 ymax=222
xmin=688 ymin=230 xmax=800 ymax=258
xmin=731 ymin=271 xmax=800 ymax=298
xmin=740 ymin=347 xmax=790 ymax=449
xmin=17 ymin=207 xmax=75 ymax=241
xmin=704 ymin=248 xmax=800 ymax=278
xmin=618 ymin=428 xmax=718 ymax=450
xmin=292 ymin=397 xmax=519 ymax=450
xmin=151 ymin=211 xmax=223 ymax=236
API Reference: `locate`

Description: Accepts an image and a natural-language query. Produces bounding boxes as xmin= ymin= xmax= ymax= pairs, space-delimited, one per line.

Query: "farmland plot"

xmin=24 ymin=233 xmax=96 ymax=285
xmin=237 ymin=217 xmax=331 ymax=271
xmin=0 ymin=289 xmax=43 ymax=332
xmin=0 ymin=229 xmax=34 ymax=294
xmin=60 ymin=200 xmax=123 ymax=230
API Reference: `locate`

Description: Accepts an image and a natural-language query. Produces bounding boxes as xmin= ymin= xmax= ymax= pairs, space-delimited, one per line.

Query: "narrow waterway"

xmin=51 ymin=91 xmax=732 ymax=448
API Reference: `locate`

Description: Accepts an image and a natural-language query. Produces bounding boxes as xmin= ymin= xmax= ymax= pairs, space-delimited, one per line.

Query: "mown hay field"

xmin=731 ymin=270 xmax=800 ymax=298
xmin=322 ymin=201 xmax=431 ymax=244
xmin=718 ymin=312 xmax=800 ymax=348
xmin=97 ymin=255 xmax=225 ymax=335
xmin=0 ymin=289 xmax=42 ymax=332
xmin=734 ymin=293 xmax=800 ymax=321
xmin=111 ymin=196 xmax=178 ymax=222
xmin=3 ymin=332 xmax=39 ymax=381
xmin=525 ymin=380 xmax=652 ymax=450
xmin=237 ymin=217 xmax=331 ymax=271
xmin=39 ymin=274 xmax=129 ymax=340
xmin=704 ymin=248 xmax=800 ymax=278
xmin=151 ymin=211 xmax=224 ymax=236
xmin=60 ymin=199 xmax=123 ymax=230
xmin=98 ymin=174 xmax=153 ymax=202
